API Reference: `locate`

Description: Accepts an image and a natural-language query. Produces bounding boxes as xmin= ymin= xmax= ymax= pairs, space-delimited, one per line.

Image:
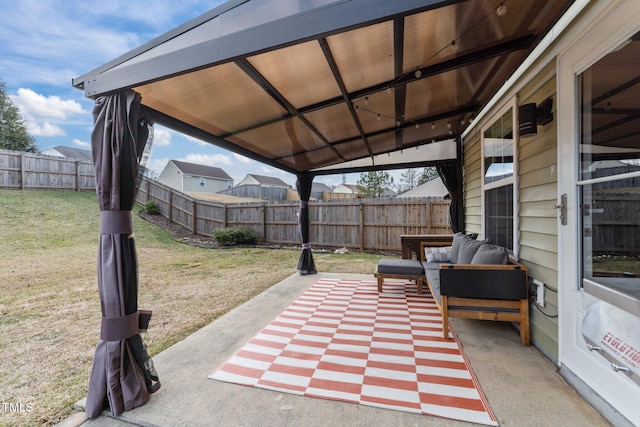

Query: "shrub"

xmin=213 ymin=227 xmax=258 ymax=246
xmin=144 ymin=200 xmax=160 ymax=215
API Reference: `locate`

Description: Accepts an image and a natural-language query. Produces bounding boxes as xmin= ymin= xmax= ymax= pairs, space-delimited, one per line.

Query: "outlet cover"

xmin=533 ymin=279 xmax=545 ymax=307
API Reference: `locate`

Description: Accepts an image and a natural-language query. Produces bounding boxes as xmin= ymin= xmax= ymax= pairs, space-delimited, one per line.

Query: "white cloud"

xmin=184 ymin=135 xmax=208 ymax=146
xmin=27 ymin=122 xmax=66 ymax=137
xmin=146 ymin=158 xmax=169 ymax=175
xmin=181 ymin=153 xmax=234 ymax=166
xmin=233 ymin=153 xmax=253 ymax=164
xmin=152 ymin=128 xmax=172 ymax=147
xmin=10 ymin=88 xmax=86 ymax=120
xmin=72 ymin=138 xmax=90 ymax=148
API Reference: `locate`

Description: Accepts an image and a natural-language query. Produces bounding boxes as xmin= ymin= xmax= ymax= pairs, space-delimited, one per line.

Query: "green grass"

xmin=0 ymin=189 xmax=383 ymax=426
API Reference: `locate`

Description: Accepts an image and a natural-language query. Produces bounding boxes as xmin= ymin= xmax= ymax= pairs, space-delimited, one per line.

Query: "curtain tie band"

xmin=100 ymin=312 xmax=139 ymax=341
xmin=100 ymin=210 xmax=133 ymax=235
xmin=302 ymin=243 xmax=311 ymax=250
xmin=300 ymin=200 xmax=308 ymax=209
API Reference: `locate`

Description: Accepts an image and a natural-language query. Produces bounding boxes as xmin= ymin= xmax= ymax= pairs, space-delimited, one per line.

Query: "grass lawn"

xmin=0 ymin=189 xmax=383 ymax=426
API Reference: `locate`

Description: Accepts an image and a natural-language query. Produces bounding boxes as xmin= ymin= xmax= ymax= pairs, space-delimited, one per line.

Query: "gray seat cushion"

xmin=421 ymin=260 xmax=444 ymax=270
xmin=377 ymin=259 xmax=424 ymax=276
xmin=425 ymin=269 xmax=441 ymax=305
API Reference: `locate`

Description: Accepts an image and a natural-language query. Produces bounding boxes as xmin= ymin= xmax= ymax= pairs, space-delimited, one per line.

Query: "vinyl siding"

xmin=462 ymin=60 xmax=560 ymax=361
xmin=517 ymin=63 xmax=559 ymax=361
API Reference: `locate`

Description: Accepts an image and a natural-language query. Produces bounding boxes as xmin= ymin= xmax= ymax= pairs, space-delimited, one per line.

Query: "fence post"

xmin=192 ymin=200 xmax=197 ymax=234
xmin=223 ymin=205 xmax=228 ymax=228
xmin=76 ymin=160 xmax=81 ymax=191
xmin=427 ymin=199 xmax=432 ymax=234
xmin=359 ymin=202 xmax=365 ymax=251
xmin=20 ymin=153 xmax=26 ymax=190
xmin=261 ymin=204 xmax=267 ymax=242
xmin=168 ymin=189 xmax=173 ymax=223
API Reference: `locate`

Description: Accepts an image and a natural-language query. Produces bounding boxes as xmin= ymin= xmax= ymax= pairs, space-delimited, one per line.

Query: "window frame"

xmin=480 ymin=98 xmax=520 ymax=257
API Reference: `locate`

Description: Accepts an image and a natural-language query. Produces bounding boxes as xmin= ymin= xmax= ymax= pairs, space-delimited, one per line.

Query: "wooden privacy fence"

xmin=137 ymin=177 xmax=452 ymax=251
xmin=0 ymin=149 xmax=95 ymax=190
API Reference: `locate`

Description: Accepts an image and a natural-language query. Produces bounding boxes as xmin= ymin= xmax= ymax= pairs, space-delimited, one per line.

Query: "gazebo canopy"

xmin=73 ymin=0 xmax=574 ymax=177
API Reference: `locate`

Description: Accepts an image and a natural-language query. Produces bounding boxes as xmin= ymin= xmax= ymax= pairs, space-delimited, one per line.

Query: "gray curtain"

xmin=85 ymin=90 xmax=160 ymax=418
xmin=437 ymin=160 xmax=465 ymax=233
xmin=296 ymin=173 xmax=316 ymax=275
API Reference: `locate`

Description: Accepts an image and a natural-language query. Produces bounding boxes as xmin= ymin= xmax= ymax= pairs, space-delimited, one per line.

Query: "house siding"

xmin=158 ymin=162 xmax=183 ymax=191
xmin=517 ymin=64 xmax=559 ymax=361
xmin=182 ymin=175 xmax=230 ymax=193
xmin=462 ymin=61 xmax=560 ymax=361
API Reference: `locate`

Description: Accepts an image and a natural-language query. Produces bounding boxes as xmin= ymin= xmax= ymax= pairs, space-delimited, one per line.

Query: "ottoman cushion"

xmin=377 ymin=259 xmax=424 ymax=276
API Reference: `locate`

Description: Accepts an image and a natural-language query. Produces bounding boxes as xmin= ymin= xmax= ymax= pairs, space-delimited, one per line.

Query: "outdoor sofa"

xmin=375 ymin=233 xmax=530 ymax=346
xmin=420 ymin=233 xmax=530 ymax=346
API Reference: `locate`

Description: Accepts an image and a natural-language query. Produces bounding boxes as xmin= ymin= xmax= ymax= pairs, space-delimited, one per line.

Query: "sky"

xmin=0 ymin=0 xmax=409 ymax=189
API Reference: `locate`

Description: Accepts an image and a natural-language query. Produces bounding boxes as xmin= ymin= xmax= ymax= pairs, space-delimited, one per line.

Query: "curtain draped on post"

xmin=85 ymin=90 xmax=160 ymax=418
xmin=296 ymin=173 xmax=316 ymax=275
xmin=437 ymin=160 xmax=465 ymax=233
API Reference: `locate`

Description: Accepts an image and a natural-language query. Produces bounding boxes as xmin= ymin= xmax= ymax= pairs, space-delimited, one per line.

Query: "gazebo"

xmin=73 ymin=0 xmax=575 ymax=417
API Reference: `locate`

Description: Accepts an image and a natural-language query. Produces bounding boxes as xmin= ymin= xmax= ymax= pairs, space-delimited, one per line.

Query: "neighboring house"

xmin=399 ymin=177 xmax=448 ymax=198
xmin=40 ymin=146 xmax=92 ymax=162
xmin=158 ymin=160 xmax=232 ymax=193
xmin=333 ymin=184 xmax=359 ymax=194
xmin=458 ymin=3 xmax=640 ymax=424
xmin=227 ymin=174 xmax=291 ymax=200
xmin=236 ymin=174 xmax=290 ymax=189
xmin=310 ymin=182 xmax=332 ymax=200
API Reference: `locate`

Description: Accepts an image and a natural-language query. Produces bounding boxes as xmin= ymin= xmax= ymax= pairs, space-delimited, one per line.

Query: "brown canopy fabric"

xmin=85 ymin=90 xmax=159 ymax=418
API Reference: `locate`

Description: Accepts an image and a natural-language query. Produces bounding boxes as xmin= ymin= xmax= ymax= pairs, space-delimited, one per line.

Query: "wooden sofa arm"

xmin=419 ymin=238 xmax=454 ymax=261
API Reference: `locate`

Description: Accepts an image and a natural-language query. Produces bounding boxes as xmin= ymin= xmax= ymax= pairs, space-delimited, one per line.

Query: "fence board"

xmin=137 ymin=178 xmax=451 ymax=251
xmin=0 ymin=149 xmax=95 ymax=190
xmin=0 ymin=152 xmax=452 ymax=251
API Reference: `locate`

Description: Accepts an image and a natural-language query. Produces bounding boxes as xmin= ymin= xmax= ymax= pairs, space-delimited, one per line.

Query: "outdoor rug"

xmin=209 ymin=278 xmax=498 ymax=426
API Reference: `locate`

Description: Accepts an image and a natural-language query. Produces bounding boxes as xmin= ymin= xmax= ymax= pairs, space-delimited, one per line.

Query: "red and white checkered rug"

xmin=209 ymin=278 xmax=498 ymax=426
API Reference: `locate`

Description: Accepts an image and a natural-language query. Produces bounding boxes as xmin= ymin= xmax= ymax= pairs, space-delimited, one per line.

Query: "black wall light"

xmin=519 ymin=97 xmax=554 ymax=137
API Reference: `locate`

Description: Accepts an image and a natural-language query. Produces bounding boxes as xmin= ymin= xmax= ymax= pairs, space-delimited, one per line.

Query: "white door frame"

xmin=557 ymin=1 xmax=640 ymax=425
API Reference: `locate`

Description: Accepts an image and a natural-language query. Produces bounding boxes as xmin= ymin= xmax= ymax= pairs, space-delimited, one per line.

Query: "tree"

xmin=396 ymin=168 xmax=420 ymax=194
xmin=0 ymin=82 xmax=37 ymax=153
xmin=418 ymin=166 xmax=439 ymax=185
xmin=357 ymin=171 xmax=394 ymax=198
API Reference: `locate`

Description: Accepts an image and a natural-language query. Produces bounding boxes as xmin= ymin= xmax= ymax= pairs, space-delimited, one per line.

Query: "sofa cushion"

xmin=376 ymin=259 xmax=424 ymax=276
xmin=471 ymin=243 xmax=509 ymax=265
xmin=424 ymin=246 xmax=452 ymax=263
xmin=457 ymin=236 xmax=485 ymax=264
xmin=421 ymin=260 xmax=443 ymax=271
xmin=425 ymin=269 xmax=441 ymax=306
xmin=450 ymin=232 xmax=466 ymax=264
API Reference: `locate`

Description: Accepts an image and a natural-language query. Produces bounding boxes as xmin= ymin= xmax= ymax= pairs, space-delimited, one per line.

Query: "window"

xmin=579 ymin=32 xmax=640 ymax=287
xmin=200 ymin=178 xmax=205 ymax=187
xmin=482 ymin=101 xmax=517 ymax=251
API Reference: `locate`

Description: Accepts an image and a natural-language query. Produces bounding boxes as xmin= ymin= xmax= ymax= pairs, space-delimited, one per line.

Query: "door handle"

xmin=554 ymin=194 xmax=567 ymax=225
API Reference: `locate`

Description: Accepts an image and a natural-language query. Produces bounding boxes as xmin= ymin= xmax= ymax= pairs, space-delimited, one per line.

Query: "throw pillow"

xmin=457 ymin=236 xmax=485 ymax=264
xmin=471 ymin=243 xmax=509 ymax=265
xmin=424 ymin=246 xmax=452 ymax=263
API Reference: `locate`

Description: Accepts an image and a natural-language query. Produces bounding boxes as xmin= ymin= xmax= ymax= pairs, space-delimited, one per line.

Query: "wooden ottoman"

xmin=375 ymin=259 xmax=426 ymax=294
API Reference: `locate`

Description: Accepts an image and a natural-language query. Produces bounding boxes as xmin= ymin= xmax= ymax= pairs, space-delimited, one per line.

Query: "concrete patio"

xmin=66 ymin=273 xmax=611 ymax=427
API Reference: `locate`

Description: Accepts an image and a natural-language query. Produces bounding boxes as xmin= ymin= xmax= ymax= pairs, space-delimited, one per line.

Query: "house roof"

xmin=336 ymin=184 xmax=359 ymax=192
xmin=73 ymin=0 xmax=576 ymax=177
xmin=243 ymin=174 xmax=289 ymax=188
xmin=170 ymin=159 xmax=232 ymax=180
xmin=399 ymin=176 xmax=448 ymax=198
xmin=311 ymin=182 xmax=333 ymax=193
xmin=43 ymin=146 xmax=92 ymax=161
